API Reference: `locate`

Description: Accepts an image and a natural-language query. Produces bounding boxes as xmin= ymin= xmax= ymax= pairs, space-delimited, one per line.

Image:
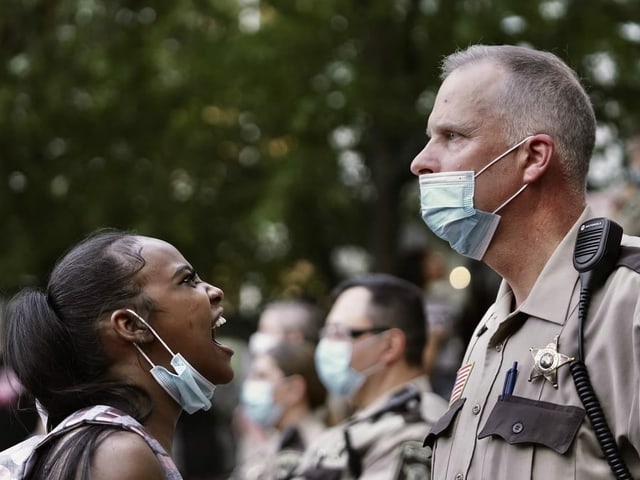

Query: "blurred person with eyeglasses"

xmin=293 ymin=273 xmax=448 ymax=480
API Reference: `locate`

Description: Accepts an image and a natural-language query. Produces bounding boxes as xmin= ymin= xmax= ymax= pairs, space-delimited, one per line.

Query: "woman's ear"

xmin=522 ymin=134 xmax=554 ymax=184
xmin=110 ymin=309 xmax=154 ymax=344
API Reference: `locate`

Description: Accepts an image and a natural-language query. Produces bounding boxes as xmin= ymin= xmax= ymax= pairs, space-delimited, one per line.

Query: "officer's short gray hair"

xmin=442 ymin=44 xmax=596 ymax=194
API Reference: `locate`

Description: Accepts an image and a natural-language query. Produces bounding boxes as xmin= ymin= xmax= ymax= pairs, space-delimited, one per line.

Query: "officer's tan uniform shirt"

xmin=429 ymin=208 xmax=640 ymax=479
xmin=295 ymin=375 xmax=448 ymax=480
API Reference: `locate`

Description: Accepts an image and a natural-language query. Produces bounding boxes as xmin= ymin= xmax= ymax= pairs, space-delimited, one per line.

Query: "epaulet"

xmin=367 ymin=384 xmax=421 ymax=422
xmin=617 ymin=246 xmax=640 ymax=273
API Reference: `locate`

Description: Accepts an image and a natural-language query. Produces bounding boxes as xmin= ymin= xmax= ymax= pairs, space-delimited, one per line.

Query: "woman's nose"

xmin=207 ymin=284 xmax=224 ymax=305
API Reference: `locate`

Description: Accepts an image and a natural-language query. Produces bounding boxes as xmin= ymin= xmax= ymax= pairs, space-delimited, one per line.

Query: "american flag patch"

xmin=449 ymin=362 xmax=474 ymax=405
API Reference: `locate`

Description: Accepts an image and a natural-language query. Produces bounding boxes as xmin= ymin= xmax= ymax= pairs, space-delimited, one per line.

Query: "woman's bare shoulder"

xmin=88 ymin=430 xmax=166 ymax=479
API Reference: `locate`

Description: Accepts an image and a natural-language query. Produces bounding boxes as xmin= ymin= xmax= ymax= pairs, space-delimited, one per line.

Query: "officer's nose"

xmin=410 ymin=143 xmax=437 ymax=176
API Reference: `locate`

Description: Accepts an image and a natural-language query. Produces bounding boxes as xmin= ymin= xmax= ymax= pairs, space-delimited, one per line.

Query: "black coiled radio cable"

xmin=570 ymin=279 xmax=632 ymax=479
xmin=571 ymin=218 xmax=632 ymax=479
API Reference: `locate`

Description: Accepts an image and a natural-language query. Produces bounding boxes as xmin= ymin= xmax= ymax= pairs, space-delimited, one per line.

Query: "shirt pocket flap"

xmin=423 ymin=398 xmax=466 ymax=448
xmin=478 ymin=395 xmax=585 ymax=454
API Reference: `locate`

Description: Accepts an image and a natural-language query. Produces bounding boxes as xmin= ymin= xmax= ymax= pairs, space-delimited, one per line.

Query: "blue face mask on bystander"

xmin=314 ymin=338 xmax=370 ymax=398
xmin=240 ymin=379 xmax=283 ymax=428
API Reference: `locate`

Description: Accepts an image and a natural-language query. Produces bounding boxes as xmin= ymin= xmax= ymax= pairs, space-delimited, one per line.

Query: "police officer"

xmin=411 ymin=44 xmax=640 ymax=479
xmin=294 ymin=273 xmax=448 ymax=479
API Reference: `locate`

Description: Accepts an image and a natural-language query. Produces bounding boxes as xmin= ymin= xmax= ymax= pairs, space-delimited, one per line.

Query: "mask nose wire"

xmin=126 ymin=308 xmax=177 ymax=364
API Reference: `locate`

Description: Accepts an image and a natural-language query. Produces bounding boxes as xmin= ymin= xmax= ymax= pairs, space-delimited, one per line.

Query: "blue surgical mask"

xmin=314 ymin=338 xmax=367 ymax=397
xmin=418 ymin=137 xmax=532 ymax=260
xmin=240 ymin=379 xmax=283 ymax=428
xmin=127 ymin=309 xmax=216 ymax=414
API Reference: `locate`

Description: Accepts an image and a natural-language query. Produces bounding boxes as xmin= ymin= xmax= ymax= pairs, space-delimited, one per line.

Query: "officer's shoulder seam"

xmin=617 ymin=246 xmax=640 ymax=274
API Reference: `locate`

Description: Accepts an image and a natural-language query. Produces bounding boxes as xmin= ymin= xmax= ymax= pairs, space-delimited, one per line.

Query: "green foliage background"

xmin=2 ymin=0 xmax=640 ymax=334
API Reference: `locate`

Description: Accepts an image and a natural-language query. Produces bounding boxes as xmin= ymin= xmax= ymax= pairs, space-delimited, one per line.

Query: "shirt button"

xmin=455 ymin=474 xmax=464 ymax=480
xmin=495 ymin=343 xmax=503 ymax=352
xmin=512 ymin=422 xmax=524 ymax=434
xmin=471 ymin=403 xmax=481 ymax=415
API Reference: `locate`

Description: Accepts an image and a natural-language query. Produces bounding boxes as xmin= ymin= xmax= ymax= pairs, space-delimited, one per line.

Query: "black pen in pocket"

xmin=501 ymin=361 xmax=518 ymax=398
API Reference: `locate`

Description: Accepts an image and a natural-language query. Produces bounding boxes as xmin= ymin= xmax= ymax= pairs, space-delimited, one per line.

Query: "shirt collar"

xmin=498 ymin=207 xmax=593 ymax=326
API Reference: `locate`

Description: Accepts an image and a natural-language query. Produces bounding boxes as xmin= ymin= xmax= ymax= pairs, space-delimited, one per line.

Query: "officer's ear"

xmin=109 ymin=309 xmax=155 ymax=345
xmin=381 ymin=328 xmax=405 ymax=364
xmin=521 ymin=133 xmax=554 ymax=184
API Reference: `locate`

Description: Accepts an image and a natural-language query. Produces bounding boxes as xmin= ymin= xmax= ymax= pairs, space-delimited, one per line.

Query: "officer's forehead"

xmin=325 ymin=287 xmax=372 ymax=327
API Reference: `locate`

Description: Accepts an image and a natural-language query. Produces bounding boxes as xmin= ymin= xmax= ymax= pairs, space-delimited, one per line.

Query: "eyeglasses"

xmin=319 ymin=324 xmax=390 ymax=340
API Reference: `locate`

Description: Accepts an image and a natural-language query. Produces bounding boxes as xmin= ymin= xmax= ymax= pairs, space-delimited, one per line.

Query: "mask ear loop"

xmin=474 ymin=136 xmax=534 ymax=178
xmin=473 ymin=136 xmax=534 ymax=215
xmin=126 ymin=309 xmax=177 ymax=367
xmin=351 ymin=330 xmax=390 ymax=377
xmin=492 ymin=184 xmax=528 ymax=214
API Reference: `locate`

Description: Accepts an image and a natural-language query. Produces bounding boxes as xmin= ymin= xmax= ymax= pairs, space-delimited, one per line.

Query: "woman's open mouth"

xmin=211 ymin=315 xmax=226 ymax=341
xmin=211 ymin=316 xmax=234 ymax=357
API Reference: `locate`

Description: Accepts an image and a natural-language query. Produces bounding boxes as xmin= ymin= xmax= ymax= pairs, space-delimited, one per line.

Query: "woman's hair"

xmin=1 ymin=229 xmax=156 ymax=478
xmin=267 ymin=341 xmax=327 ymax=410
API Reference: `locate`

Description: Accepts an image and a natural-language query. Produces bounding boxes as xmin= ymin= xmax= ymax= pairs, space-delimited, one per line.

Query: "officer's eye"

xmin=446 ymin=131 xmax=459 ymax=140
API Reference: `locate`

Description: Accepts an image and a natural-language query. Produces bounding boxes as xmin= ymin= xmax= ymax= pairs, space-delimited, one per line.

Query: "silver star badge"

xmin=528 ymin=335 xmax=574 ymax=388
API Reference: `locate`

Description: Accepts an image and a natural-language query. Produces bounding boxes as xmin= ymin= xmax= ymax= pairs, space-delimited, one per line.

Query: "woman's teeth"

xmin=213 ymin=316 xmax=227 ymax=329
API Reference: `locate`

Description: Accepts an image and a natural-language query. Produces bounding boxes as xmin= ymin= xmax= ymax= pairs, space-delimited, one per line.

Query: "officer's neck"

xmin=352 ymin=363 xmax=423 ymax=410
